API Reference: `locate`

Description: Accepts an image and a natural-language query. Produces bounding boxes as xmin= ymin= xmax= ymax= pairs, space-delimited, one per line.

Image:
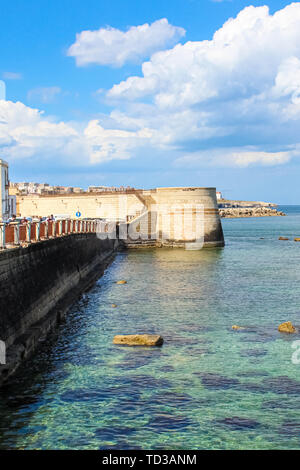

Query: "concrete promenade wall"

xmin=0 ymin=234 xmax=119 ymax=386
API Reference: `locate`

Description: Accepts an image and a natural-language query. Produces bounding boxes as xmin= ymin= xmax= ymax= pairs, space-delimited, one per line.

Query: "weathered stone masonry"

xmin=0 ymin=234 xmax=119 ymax=386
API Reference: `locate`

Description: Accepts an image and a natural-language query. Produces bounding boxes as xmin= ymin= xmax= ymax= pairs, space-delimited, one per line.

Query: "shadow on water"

xmin=0 ymin=290 xmax=102 ymax=449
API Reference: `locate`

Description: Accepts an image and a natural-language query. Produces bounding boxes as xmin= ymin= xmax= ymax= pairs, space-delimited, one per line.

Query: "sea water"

xmin=0 ymin=206 xmax=299 ymax=450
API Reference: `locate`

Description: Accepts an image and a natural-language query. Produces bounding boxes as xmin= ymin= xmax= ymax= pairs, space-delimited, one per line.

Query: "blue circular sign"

xmin=76 ymin=211 xmax=81 ymax=218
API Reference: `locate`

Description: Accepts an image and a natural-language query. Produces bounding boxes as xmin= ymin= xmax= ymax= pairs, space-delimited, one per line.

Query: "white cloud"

xmin=104 ymin=3 xmax=300 ymax=168
xmin=3 ymin=4 xmax=300 ymax=172
xmin=0 ymin=100 xmax=153 ymax=165
xmin=27 ymin=87 xmax=62 ymax=104
xmin=0 ymin=100 xmax=79 ymax=161
xmin=67 ymin=18 xmax=185 ymax=67
xmin=108 ymin=4 xmax=300 ymax=105
xmin=84 ymin=120 xmax=153 ymax=163
xmin=2 ymin=72 xmax=22 ymax=80
xmin=0 ymin=81 xmax=5 ymax=100
xmin=175 ymin=148 xmax=293 ymax=168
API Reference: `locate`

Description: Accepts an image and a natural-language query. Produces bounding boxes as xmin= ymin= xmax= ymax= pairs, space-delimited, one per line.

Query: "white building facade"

xmin=0 ymin=159 xmax=15 ymax=221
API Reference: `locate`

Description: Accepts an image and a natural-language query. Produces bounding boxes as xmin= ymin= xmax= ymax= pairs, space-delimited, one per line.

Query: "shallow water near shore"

xmin=0 ymin=205 xmax=300 ymax=450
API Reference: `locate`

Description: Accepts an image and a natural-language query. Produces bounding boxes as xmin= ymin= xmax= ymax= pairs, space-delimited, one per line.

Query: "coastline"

xmin=219 ymin=207 xmax=286 ymax=218
xmin=218 ymin=199 xmax=286 ymax=218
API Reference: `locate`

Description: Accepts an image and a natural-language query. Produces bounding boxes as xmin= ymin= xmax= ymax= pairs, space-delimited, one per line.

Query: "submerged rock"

xmin=239 ymin=331 xmax=277 ymax=343
xmin=123 ymin=374 xmax=170 ymax=389
xmin=278 ymin=321 xmax=296 ymax=334
xmin=262 ymin=376 xmax=300 ymax=395
xmin=160 ymin=365 xmax=175 ymax=372
xmin=150 ymin=391 xmax=193 ymax=407
xmin=217 ymin=416 xmax=261 ymax=430
xmin=239 ymin=370 xmax=270 ymax=378
xmin=60 ymin=384 xmax=142 ymax=403
xmin=121 ymin=349 xmax=161 ymax=369
xmin=113 ymin=334 xmax=164 ymax=347
xmin=149 ymin=413 xmax=193 ymax=431
xmin=279 ymin=420 xmax=300 ymax=437
xmin=95 ymin=426 xmax=136 ymax=440
xmin=240 ymin=348 xmax=267 ymax=357
xmin=197 ymin=372 xmax=240 ymax=390
xmin=261 ymin=399 xmax=299 ymax=410
xmin=60 ymin=388 xmax=108 ymax=403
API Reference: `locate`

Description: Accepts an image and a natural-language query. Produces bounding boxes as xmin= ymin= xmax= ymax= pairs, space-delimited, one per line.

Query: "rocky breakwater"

xmin=219 ymin=206 xmax=286 ymax=218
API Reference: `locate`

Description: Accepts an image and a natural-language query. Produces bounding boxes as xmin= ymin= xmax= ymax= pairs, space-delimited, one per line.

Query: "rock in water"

xmin=116 ymin=280 xmax=127 ymax=285
xmin=217 ymin=416 xmax=261 ymax=430
xmin=278 ymin=321 xmax=296 ymax=334
xmin=113 ymin=334 xmax=164 ymax=347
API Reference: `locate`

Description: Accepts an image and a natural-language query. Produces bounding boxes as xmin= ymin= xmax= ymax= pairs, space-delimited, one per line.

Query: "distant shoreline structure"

xmin=218 ymin=199 xmax=286 ymax=218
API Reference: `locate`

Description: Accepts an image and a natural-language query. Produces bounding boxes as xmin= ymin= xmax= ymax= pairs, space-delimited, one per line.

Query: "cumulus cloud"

xmin=3 ymin=4 xmax=300 ymax=172
xmin=0 ymin=100 xmax=79 ymax=161
xmin=67 ymin=18 xmax=185 ymax=67
xmin=0 ymin=100 xmax=153 ymax=165
xmin=104 ymin=3 xmax=300 ymax=168
xmin=109 ymin=4 xmax=300 ymax=105
xmin=84 ymin=120 xmax=153 ymax=163
xmin=27 ymin=87 xmax=62 ymax=104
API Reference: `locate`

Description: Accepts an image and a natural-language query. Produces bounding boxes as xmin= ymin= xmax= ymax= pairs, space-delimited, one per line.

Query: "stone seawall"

xmin=0 ymin=234 xmax=119 ymax=386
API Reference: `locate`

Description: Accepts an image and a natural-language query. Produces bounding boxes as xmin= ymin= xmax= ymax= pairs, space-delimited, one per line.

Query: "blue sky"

xmin=1 ymin=0 xmax=300 ymax=202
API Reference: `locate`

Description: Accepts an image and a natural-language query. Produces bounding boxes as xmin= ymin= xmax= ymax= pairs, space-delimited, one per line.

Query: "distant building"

xmin=88 ymin=185 xmax=135 ymax=193
xmin=10 ymin=182 xmax=85 ymax=196
xmin=11 ymin=181 xmax=135 ymax=196
xmin=73 ymin=187 xmax=84 ymax=193
xmin=0 ymin=160 xmax=16 ymax=221
xmin=216 ymin=191 xmax=222 ymax=200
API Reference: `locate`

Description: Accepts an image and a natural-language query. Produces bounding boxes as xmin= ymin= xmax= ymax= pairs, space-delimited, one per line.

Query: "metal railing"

xmin=0 ymin=219 xmax=100 ymax=249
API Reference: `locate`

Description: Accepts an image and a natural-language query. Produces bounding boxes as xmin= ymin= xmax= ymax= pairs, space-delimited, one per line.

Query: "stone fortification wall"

xmin=18 ymin=187 xmax=224 ymax=247
xmin=0 ymin=234 xmax=119 ymax=385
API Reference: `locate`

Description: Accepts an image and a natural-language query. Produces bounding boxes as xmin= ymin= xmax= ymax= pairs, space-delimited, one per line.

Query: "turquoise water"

xmin=0 ymin=206 xmax=300 ymax=450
